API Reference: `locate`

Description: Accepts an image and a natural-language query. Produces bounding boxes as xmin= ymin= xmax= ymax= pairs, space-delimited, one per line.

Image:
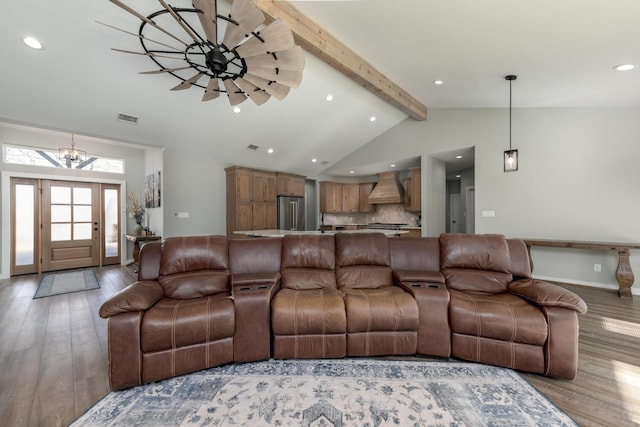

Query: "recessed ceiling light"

xmin=267 ymin=148 xmax=274 ymax=154
xmin=456 ymin=155 xmax=463 ymax=159
xmin=349 ymin=170 xmax=355 ymax=174
xmin=312 ymin=158 xmax=317 ymax=163
xmin=433 ymin=80 xmax=443 ymax=85
xmin=369 ymin=116 xmax=376 ymax=122
xmin=390 ymin=164 xmax=396 ymax=168
xmin=23 ymin=36 xmax=43 ymax=50
xmin=233 ymin=107 xmax=241 ymax=113
xmin=325 ymin=94 xmax=334 ymax=102
xmin=614 ymin=64 xmax=635 ymax=71
xmin=455 ymin=175 xmax=461 ymax=178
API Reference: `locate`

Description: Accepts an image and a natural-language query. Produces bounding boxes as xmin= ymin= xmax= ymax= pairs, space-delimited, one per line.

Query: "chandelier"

xmin=103 ymin=0 xmax=305 ymax=107
xmin=59 ymin=135 xmax=87 ymax=165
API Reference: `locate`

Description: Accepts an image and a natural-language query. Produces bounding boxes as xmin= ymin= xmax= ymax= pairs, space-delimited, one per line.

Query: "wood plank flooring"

xmin=0 ymin=267 xmax=638 ymax=426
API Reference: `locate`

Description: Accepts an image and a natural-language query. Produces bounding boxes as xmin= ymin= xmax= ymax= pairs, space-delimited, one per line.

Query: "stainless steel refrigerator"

xmin=277 ymin=196 xmax=305 ymax=230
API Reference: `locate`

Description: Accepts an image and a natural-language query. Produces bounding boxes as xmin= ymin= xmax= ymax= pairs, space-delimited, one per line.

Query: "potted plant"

xmin=127 ymin=191 xmax=146 ymax=235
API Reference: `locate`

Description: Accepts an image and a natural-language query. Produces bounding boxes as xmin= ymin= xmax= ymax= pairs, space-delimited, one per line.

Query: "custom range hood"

xmin=367 ymin=171 xmax=404 ymax=204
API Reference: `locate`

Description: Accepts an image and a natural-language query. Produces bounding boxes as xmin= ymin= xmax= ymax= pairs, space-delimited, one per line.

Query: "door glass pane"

xmin=73 ymin=223 xmax=92 ymax=240
xmin=51 ymin=224 xmax=71 ymax=241
xmin=51 ymin=205 xmax=71 ymax=222
xmin=104 ymin=188 xmax=119 ymax=257
xmin=73 ymin=205 xmax=92 ymax=222
xmin=15 ymin=184 xmax=34 ymax=266
xmin=74 ymin=187 xmax=92 ymax=205
xmin=51 ymin=186 xmax=71 ymax=204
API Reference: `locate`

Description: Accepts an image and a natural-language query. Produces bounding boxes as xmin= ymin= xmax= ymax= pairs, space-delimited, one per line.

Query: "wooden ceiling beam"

xmin=254 ymin=0 xmax=427 ymax=121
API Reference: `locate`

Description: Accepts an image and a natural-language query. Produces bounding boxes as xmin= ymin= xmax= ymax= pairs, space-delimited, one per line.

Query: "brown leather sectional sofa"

xmin=99 ymin=232 xmax=587 ymax=391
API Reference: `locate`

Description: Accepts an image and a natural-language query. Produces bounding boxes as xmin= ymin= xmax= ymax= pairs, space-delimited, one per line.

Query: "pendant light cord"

xmin=505 ymin=75 xmax=517 ymax=151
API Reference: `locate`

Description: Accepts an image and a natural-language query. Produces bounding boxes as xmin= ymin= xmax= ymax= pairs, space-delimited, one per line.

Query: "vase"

xmin=135 ymin=223 xmax=144 ymax=235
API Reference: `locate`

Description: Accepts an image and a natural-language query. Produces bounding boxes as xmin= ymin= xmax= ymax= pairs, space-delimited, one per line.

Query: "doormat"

xmin=71 ymin=359 xmax=577 ymax=426
xmin=34 ymin=269 xmax=100 ymax=299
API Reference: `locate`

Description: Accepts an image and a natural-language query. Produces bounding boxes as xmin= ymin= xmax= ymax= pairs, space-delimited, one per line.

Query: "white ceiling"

xmin=1 ymin=0 xmax=639 ymax=178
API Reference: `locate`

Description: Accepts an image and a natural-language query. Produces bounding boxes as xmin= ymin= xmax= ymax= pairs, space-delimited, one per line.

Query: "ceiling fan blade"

xmin=139 ymin=66 xmax=192 ymax=74
xmin=158 ymin=0 xmax=202 ymax=44
xmin=108 ymin=0 xmax=188 ymax=47
xmin=236 ymin=19 xmax=295 ymax=59
xmin=245 ymin=67 xmax=302 ymax=88
xmin=244 ymin=45 xmax=305 ymax=72
xmin=96 ymin=20 xmax=182 ymax=51
xmin=223 ymin=79 xmax=248 ymax=106
xmin=222 ymin=0 xmax=266 ymax=49
xmin=243 ymin=73 xmax=290 ymax=100
xmin=112 ymin=48 xmax=184 ymax=60
xmin=171 ymin=72 xmax=204 ymax=90
xmin=234 ymin=78 xmax=271 ymax=106
xmin=192 ymin=0 xmax=217 ymax=44
xmin=202 ymin=77 xmax=220 ymax=101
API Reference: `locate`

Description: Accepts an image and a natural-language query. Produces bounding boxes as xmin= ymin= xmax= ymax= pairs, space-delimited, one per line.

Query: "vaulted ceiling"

xmin=1 ymin=0 xmax=639 ymax=178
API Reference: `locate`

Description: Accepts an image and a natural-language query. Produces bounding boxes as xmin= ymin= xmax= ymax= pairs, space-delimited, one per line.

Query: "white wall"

xmin=331 ymin=107 xmax=640 ymax=294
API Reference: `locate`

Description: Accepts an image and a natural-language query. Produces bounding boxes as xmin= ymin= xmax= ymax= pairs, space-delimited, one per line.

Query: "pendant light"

xmin=59 ymin=134 xmax=87 ymax=165
xmin=504 ymin=75 xmax=518 ymax=172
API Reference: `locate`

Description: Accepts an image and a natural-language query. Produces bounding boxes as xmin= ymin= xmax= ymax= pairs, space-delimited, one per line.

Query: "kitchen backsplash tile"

xmin=322 ymin=204 xmax=419 ymax=227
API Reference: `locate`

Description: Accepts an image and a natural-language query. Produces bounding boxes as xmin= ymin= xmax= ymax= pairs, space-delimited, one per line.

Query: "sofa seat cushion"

xmin=141 ymin=294 xmax=235 ymax=353
xmin=449 ymin=289 xmax=548 ymax=346
xmin=272 ymin=288 xmax=346 ymax=335
xmin=343 ymin=287 xmax=418 ymax=333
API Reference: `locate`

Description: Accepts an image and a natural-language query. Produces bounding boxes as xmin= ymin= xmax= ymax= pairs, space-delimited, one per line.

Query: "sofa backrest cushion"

xmin=281 ymin=235 xmax=336 ymax=290
xmin=440 ymin=233 xmax=513 ymax=293
xmin=158 ymin=236 xmax=230 ymax=299
xmin=229 ymin=237 xmax=282 ymax=275
xmin=335 ymin=233 xmax=392 ymax=289
xmin=389 ymin=237 xmax=440 ymax=272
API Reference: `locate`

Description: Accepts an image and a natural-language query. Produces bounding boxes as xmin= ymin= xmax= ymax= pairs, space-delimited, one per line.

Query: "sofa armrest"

xmin=509 ymin=279 xmax=588 ymax=314
xmin=99 ymin=281 xmax=164 ymax=318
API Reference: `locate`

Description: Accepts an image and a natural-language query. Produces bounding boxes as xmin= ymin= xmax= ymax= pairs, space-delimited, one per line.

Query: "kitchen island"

xmin=234 ymin=229 xmax=409 ymax=238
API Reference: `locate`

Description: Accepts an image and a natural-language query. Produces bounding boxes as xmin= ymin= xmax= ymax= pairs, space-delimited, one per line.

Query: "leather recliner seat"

xmin=271 ymin=234 xmax=347 ymax=358
xmin=335 ymin=233 xmax=419 ymax=356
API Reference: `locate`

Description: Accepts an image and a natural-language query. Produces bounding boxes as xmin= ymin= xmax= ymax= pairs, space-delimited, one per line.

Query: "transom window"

xmin=3 ymin=144 xmax=125 ymax=174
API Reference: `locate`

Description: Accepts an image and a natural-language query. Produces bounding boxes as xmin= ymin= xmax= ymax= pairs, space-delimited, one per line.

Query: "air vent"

xmin=320 ymin=160 xmax=330 ymax=165
xmin=117 ymin=112 xmax=139 ymax=125
xmin=246 ymin=144 xmax=259 ymax=151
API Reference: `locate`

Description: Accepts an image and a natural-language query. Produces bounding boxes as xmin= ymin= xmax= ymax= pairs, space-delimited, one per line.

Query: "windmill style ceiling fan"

xmin=103 ymin=0 xmax=305 ymax=106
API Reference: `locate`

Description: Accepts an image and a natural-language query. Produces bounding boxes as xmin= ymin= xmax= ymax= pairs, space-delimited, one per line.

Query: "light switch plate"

xmin=175 ymin=212 xmax=190 ymax=219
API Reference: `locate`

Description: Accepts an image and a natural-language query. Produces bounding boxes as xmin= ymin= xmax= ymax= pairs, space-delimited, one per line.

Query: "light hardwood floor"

xmin=0 ymin=266 xmax=638 ymax=426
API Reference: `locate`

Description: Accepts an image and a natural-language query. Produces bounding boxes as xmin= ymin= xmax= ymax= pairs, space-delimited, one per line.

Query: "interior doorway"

xmin=10 ymin=177 xmax=121 ymax=276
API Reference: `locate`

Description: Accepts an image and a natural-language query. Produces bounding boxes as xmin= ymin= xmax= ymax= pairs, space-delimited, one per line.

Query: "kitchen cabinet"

xmin=320 ymin=181 xmax=342 ymax=213
xmin=358 ymin=182 xmax=376 ymax=213
xmin=277 ymin=173 xmax=305 ymax=197
xmin=404 ymin=167 xmax=421 ymax=213
xmin=226 ymin=166 xmax=277 ymax=236
xmin=341 ymin=184 xmax=360 ymax=213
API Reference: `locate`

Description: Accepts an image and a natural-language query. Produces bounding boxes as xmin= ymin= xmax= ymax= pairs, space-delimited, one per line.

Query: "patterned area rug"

xmin=33 ymin=269 xmax=99 ymax=299
xmin=72 ymin=359 xmax=576 ymax=426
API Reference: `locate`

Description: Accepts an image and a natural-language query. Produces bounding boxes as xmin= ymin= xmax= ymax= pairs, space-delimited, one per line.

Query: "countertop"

xmin=234 ymin=229 xmax=409 ymax=238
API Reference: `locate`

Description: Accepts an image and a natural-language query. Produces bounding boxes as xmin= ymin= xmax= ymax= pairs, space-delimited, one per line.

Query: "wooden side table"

xmin=125 ymin=234 xmax=162 ymax=263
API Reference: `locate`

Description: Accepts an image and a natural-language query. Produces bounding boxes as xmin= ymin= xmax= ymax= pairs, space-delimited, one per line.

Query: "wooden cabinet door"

xmin=409 ymin=167 xmax=421 ymax=212
xmin=359 ymin=183 xmax=376 ymax=213
xmin=254 ymin=172 xmax=277 ymax=201
xmin=341 ymin=184 xmax=359 ymax=213
xmin=320 ymin=182 xmax=342 ymax=213
xmin=236 ymin=201 xmax=253 ymax=231
xmin=289 ymin=176 xmax=305 ymax=197
xmin=252 ymin=202 xmax=276 ymax=229
xmin=236 ymin=169 xmax=252 ymax=202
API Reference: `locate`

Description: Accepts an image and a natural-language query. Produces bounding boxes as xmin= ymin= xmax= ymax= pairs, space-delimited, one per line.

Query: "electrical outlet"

xmin=594 ymin=264 xmax=602 ymax=272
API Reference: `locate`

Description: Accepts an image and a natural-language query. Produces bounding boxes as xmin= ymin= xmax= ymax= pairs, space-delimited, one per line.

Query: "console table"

xmin=521 ymin=239 xmax=640 ymax=298
xmin=125 ymin=234 xmax=162 ymax=263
